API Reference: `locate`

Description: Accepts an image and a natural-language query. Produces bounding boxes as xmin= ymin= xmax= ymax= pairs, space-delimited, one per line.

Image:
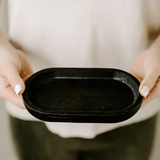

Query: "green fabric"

xmin=9 ymin=115 xmax=157 ymax=160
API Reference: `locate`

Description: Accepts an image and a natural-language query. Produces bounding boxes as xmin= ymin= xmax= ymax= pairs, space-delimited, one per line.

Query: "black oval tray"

xmin=22 ymin=68 xmax=143 ymax=123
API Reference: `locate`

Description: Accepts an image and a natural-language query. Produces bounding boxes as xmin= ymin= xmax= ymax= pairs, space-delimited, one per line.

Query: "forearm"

xmin=0 ymin=30 xmax=16 ymax=55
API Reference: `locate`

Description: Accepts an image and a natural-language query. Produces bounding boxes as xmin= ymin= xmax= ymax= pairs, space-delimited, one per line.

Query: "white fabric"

xmin=1 ymin=0 xmax=160 ymax=138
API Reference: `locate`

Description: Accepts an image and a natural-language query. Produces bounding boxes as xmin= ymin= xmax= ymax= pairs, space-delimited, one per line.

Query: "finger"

xmin=141 ymin=77 xmax=160 ymax=107
xmin=139 ymin=65 xmax=160 ymax=98
xmin=129 ymin=70 xmax=142 ymax=83
xmin=4 ymin=62 xmax=25 ymax=95
xmin=1 ymin=84 xmax=25 ymax=109
xmin=0 ymin=75 xmax=25 ymax=109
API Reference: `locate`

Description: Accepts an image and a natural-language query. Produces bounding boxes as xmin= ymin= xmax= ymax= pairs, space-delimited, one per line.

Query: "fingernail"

xmin=15 ymin=84 xmax=22 ymax=95
xmin=141 ymin=86 xmax=149 ymax=98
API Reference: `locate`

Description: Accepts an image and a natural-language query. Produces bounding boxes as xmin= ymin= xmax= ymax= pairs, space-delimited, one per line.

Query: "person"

xmin=0 ymin=0 xmax=160 ymax=160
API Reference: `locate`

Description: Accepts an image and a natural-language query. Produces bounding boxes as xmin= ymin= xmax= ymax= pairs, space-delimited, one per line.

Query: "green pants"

xmin=9 ymin=115 xmax=157 ymax=160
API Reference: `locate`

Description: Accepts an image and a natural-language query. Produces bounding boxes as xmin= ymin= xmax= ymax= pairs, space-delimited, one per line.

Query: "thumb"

xmin=139 ymin=66 xmax=159 ymax=98
xmin=5 ymin=63 xmax=25 ymax=95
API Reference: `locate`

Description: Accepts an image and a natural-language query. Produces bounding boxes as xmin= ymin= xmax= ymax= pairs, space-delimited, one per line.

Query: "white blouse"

xmin=0 ymin=0 xmax=160 ymax=138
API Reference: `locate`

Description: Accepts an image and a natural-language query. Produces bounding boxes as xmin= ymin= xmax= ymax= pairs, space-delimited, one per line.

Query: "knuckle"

xmin=148 ymin=62 xmax=160 ymax=72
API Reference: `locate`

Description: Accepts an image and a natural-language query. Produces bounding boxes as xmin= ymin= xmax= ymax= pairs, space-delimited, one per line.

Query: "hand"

xmin=0 ymin=48 xmax=33 ymax=109
xmin=130 ymin=47 xmax=160 ymax=108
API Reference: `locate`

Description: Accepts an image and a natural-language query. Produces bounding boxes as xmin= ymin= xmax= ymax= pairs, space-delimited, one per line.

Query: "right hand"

xmin=0 ymin=47 xmax=33 ymax=109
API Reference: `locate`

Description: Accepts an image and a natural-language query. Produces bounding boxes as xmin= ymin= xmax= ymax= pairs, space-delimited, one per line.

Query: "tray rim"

xmin=22 ymin=68 xmax=143 ymax=121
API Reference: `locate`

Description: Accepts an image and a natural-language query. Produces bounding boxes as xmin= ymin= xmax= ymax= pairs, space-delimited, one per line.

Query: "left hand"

xmin=130 ymin=47 xmax=160 ymax=108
